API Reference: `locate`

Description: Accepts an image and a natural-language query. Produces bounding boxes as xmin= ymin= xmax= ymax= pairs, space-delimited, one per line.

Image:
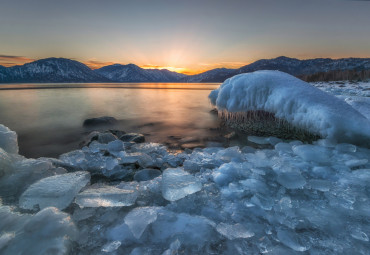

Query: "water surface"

xmin=0 ymin=83 xmax=222 ymax=158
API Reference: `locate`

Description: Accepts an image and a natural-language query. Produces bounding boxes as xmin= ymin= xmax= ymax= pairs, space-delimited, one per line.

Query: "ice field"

xmin=0 ymin=72 xmax=370 ymax=254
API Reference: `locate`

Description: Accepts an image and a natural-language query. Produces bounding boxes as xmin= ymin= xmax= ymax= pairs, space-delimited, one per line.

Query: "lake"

xmin=0 ymin=83 xmax=224 ymax=158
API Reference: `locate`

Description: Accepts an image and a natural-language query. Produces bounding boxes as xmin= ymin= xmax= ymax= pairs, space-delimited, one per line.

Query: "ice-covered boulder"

xmin=19 ymin=171 xmax=90 ymax=211
xmin=0 ymin=124 xmax=18 ymax=154
xmin=209 ymin=71 xmax=370 ymax=146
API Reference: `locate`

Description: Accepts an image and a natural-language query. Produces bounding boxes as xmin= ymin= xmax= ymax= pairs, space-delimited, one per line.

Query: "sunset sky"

xmin=1 ymin=0 xmax=370 ymax=74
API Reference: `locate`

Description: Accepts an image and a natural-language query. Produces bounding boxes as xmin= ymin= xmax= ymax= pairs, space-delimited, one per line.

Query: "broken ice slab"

xmin=0 ymin=124 xmax=18 ymax=154
xmin=277 ymin=228 xmax=310 ymax=252
xmin=277 ymin=170 xmax=306 ymax=189
xmin=134 ymin=169 xmax=162 ymax=182
xmin=0 ymin=206 xmax=76 ymax=255
xmin=124 ymin=206 xmax=162 ymax=239
xmin=248 ymin=136 xmax=270 ymax=145
xmin=119 ymin=152 xmax=154 ymax=168
xmin=101 ymin=241 xmax=122 ymax=253
xmin=19 ymin=171 xmax=90 ymax=211
xmin=344 ymin=159 xmax=368 ymax=168
xmin=216 ymin=222 xmax=254 ymax=240
xmin=75 ymin=185 xmax=138 ymax=208
xmin=161 ymin=168 xmax=202 ymax=201
xmin=292 ymin=144 xmax=331 ymax=163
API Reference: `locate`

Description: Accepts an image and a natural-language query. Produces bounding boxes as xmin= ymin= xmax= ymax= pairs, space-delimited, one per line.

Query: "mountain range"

xmin=0 ymin=56 xmax=369 ymax=83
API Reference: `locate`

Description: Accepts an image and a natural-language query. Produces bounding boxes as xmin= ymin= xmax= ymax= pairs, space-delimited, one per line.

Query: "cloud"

xmin=0 ymin=54 xmax=35 ymax=67
xmin=83 ymin=60 xmax=116 ymax=69
xmin=198 ymin=61 xmax=249 ymax=69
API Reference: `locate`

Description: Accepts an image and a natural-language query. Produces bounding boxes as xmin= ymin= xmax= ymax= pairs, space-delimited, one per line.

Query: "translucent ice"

xmin=0 ymin=124 xmax=18 ymax=154
xmin=124 ymin=206 xmax=161 ymax=239
xmin=293 ymin=144 xmax=331 ymax=163
xmin=75 ymin=185 xmax=138 ymax=208
xmin=161 ymin=168 xmax=202 ymax=201
xmin=134 ymin=169 xmax=162 ymax=182
xmin=19 ymin=171 xmax=90 ymax=211
xmin=0 ymin=206 xmax=76 ymax=255
xmin=277 ymin=228 xmax=310 ymax=252
xmin=277 ymin=170 xmax=306 ymax=189
xmin=216 ymin=223 xmax=254 ymax=240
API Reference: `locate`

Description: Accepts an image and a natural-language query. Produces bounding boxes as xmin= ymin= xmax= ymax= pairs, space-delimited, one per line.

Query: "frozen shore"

xmin=1 ymin=72 xmax=370 ymax=254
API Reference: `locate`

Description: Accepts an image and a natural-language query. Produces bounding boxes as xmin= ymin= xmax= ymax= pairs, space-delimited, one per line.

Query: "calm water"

xmin=0 ymin=83 xmax=222 ymax=158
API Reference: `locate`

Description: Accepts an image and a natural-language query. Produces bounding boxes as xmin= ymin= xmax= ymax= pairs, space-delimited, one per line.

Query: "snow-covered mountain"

xmin=182 ymin=56 xmax=370 ymax=82
xmin=0 ymin=56 xmax=369 ymax=83
xmin=0 ymin=58 xmax=109 ymax=83
xmin=94 ymin=63 xmax=186 ymax=82
xmin=181 ymin=68 xmax=238 ymax=83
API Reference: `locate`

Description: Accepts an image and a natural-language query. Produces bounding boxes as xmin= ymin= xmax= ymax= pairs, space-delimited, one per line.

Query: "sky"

xmin=0 ymin=0 xmax=370 ymax=74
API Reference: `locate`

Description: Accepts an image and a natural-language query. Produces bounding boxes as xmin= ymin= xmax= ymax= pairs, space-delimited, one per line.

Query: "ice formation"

xmin=75 ymin=185 xmax=138 ymax=208
xmin=161 ymin=168 xmax=202 ymax=201
xmin=209 ymin=71 xmax=370 ymax=146
xmin=1 ymin=78 xmax=370 ymax=255
xmin=19 ymin=171 xmax=90 ymax=210
xmin=0 ymin=206 xmax=76 ymax=255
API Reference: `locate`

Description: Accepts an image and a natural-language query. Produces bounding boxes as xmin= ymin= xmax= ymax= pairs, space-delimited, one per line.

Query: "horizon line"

xmin=1 ymin=55 xmax=370 ymax=76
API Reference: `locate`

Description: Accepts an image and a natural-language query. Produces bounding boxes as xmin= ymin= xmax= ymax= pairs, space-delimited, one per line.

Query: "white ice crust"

xmin=209 ymin=71 xmax=370 ymax=145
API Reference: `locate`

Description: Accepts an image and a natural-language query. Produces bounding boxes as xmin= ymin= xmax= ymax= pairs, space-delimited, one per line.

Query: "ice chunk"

xmin=101 ymin=241 xmax=121 ymax=253
xmin=311 ymin=166 xmax=333 ymax=179
xmin=349 ymin=226 xmax=369 ymax=242
xmin=124 ymin=206 xmax=161 ymax=239
xmin=309 ymin=179 xmax=331 ymax=192
xmin=150 ymin=211 xmax=215 ymax=245
xmin=277 ymin=171 xmax=306 ymax=189
xmin=248 ymin=136 xmax=270 ymax=145
xmin=216 ymin=223 xmax=254 ymax=240
xmin=251 ymin=193 xmax=274 ymax=210
xmin=277 ymin=228 xmax=310 ymax=252
xmin=209 ymin=70 xmax=370 ymax=146
xmin=107 ymin=222 xmax=136 ymax=243
xmin=275 ymin=142 xmax=293 ymax=152
xmin=0 ymin=206 xmax=76 ymax=255
xmin=162 ymin=168 xmax=202 ymax=201
xmin=107 ymin=140 xmax=125 ymax=154
xmin=0 ymin=148 xmax=12 ymax=176
xmin=0 ymin=158 xmax=66 ymax=204
xmin=75 ymin=185 xmax=138 ymax=208
xmin=162 ymin=239 xmax=181 ymax=255
xmin=345 ymin=159 xmax=368 ymax=168
xmin=0 ymin=124 xmax=18 ymax=154
xmin=134 ymin=169 xmax=162 ymax=182
xmin=19 ymin=171 xmax=90 ymax=211
xmin=335 ymin=143 xmax=357 ymax=153
xmin=293 ymin=145 xmax=331 ymax=163
xmin=213 ymin=162 xmax=251 ymax=186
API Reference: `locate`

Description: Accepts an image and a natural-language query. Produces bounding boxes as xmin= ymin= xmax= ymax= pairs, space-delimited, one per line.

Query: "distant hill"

xmin=0 ymin=56 xmax=369 ymax=83
xmin=0 ymin=58 xmax=109 ymax=83
xmin=94 ymin=63 xmax=186 ymax=82
xmin=181 ymin=56 xmax=370 ymax=82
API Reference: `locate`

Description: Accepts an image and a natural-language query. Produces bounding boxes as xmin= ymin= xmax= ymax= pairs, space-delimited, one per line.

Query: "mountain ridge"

xmin=0 ymin=56 xmax=369 ymax=83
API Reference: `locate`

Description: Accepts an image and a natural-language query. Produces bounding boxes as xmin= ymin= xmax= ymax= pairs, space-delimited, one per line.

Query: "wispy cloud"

xmin=0 ymin=54 xmax=35 ymax=67
xmin=84 ymin=60 xmax=116 ymax=69
xmin=198 ymin=62 xmax=249 ymax=69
